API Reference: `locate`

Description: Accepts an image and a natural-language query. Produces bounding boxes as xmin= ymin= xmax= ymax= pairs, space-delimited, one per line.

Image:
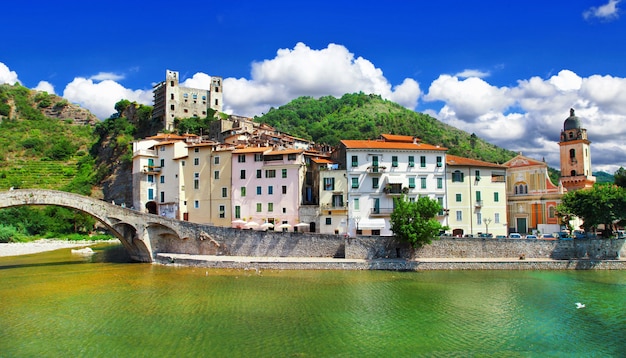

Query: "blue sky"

xmin=2 ymin=0 xmax=625 ymax=174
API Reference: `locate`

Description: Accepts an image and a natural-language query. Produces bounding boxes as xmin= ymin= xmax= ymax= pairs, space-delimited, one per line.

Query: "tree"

xmin=615 ymin=167 xmax=626 ymax=188
xmin=390 ymin=195 xmax=449 ymax=248
xmin=557 ymin=185 xmax=626 ymax=237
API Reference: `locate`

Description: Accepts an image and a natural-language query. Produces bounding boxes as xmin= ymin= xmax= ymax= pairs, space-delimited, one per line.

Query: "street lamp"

xmin=484 ymin=218 xmax=492 ymax=234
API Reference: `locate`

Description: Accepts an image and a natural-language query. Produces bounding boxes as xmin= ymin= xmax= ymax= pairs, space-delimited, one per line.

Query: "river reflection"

xmin=1 ymin=244 xmax=626 ymax=357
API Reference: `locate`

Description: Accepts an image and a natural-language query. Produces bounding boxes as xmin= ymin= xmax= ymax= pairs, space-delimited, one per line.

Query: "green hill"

xmin=0 ymin=84 xmax=98 ymax=193
xmin=254 ymin=93 xmax=517 ymax=164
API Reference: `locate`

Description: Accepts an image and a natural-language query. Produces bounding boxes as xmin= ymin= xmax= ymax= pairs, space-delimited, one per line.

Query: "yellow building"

xmin=559 ymin=108 xmax=596 ymax=191
xmin=504 ymin=154 xmax=563 ymax=235
xmin=445 ymin=155 xmax=508 ymax=237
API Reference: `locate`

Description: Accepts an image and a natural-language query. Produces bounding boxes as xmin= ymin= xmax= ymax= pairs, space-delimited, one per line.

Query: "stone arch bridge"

xmin=0 ymin=189 xmax=214 ymax=262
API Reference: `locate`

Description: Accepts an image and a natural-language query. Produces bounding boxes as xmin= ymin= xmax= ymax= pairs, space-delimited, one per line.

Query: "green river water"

xmin=1 ymin=243 xmax=625 ymax=357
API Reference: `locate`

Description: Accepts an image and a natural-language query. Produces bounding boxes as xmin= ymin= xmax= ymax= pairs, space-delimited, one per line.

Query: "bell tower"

xmin=558 ymin=108 xmax=595 ymax=191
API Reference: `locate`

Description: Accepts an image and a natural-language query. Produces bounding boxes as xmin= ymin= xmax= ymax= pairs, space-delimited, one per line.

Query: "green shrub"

xmin=0 ymin=224 xmax=19 ymax=243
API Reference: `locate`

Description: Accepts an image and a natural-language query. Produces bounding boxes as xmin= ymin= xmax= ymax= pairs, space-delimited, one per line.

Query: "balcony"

xmin=321 ymin=203 xmax=348 ymax=213
xmin=474 ymin=200 xmax=483 ymax=208
xmin=366 ymin=165 xmax=386 ymax=174
xmin=370 ymin=207 xmax=393 ymax=216
xmin=383 ymin=184 xmax=408 ymax=196
xmin=143 ymin=165 xmax=161 ymax=174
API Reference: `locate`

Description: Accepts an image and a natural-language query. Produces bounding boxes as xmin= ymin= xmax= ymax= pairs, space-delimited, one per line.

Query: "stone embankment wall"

xmin=156 ymin=224 xmax=625 ymax=261
xmin=348 ymin=237 xmax=625 ymax=260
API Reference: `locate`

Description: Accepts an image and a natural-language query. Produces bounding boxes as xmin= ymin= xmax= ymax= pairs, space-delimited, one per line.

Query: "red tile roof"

xmin=446 ymin=155 xmax=507 ymax=168
xmin=341 ymin=139 xmax=447 ymax=151
xmin=380 ymin=134 xmax=419 ymax=143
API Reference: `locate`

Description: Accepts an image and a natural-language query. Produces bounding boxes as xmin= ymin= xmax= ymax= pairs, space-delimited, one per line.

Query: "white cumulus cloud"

xmin=33 ymin=81 xmax=55 ymax=94
xmin=62 ymin=77 xmax=152 ymax=119
xmin=222 ymin=42 xmax=421 ymax=116
xmin=0 ymin=62 xmax=20 ymax=85
xmin=583 ymin=0 xmax=621 ymax=21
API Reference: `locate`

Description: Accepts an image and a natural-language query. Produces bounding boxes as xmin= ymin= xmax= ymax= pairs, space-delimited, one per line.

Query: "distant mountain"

xmin=255 ymin=93 xmax=517 ymax=165
xmin=594 ymin=171 xmax=615 ymax=184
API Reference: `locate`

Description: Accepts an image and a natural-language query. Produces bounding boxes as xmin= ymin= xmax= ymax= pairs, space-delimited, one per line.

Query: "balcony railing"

xmin=474 ymin=200 xmax=483 ymax=208
xmin=366 ymin=165 xmax=386 ymax=174
xmin=143 ymin=165 xmax=161 ymax=173
xmin=370 ymin=207 xmax=393 ymax=216
xmin=322 ymin=203 xmax=348 ymax=211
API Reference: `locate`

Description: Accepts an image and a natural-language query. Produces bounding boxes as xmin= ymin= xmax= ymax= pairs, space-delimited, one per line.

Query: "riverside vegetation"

xmin=0 ymin=85 xmax=622 ymax=243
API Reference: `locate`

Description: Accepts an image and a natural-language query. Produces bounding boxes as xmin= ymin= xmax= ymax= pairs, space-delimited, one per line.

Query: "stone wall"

xmin=345 ymin=237 xmax=625 ymax=260
xmin=154 ymin=224 xmax=625 ymax=261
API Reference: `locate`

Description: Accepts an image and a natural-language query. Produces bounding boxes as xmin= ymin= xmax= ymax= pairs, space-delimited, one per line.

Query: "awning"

xmin=386 ymin=175 xmax=404 ymax=184
xmin=358 ymin=218 xmax=386 ymax=229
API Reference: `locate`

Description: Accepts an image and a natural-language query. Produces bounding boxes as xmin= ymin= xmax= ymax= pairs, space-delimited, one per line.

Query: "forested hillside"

xmin=255 ymin=93 xmax=518 ymax=164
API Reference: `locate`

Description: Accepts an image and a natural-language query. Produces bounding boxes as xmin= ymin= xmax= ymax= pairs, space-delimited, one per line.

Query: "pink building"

xmin=231 ymin=147 xmax=306 ymax=230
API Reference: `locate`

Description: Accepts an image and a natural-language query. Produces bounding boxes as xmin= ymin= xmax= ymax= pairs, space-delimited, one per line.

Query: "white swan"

xmin=575 ymin=302 xmax=585 ymax=309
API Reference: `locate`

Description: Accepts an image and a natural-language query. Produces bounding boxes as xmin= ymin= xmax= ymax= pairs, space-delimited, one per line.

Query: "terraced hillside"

xmin=0 ymin=160 xmax=77 ymax=190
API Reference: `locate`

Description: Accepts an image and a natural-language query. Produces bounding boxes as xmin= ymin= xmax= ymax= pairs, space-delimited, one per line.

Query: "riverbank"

xmin=0 ymin=239 xmax=118 ymax=257
xmin=155 ymin=253 xmax=626 ymax=270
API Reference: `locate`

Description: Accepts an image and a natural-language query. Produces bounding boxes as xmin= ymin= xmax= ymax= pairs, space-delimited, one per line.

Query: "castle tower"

xmin=152 ymin=70 xmax=223 ymax=132
xmin=558 ymin=108 xmax=595 ymax=191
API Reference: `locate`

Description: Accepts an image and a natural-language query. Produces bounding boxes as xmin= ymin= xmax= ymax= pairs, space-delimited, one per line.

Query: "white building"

xmin=337 ymin=134 xmax=447 ymax=236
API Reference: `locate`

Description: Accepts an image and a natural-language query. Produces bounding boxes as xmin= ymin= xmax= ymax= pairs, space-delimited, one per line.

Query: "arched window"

xmin=569 ymin=149 xmax=576 ymax=158
xmin=452 ymin=170 xmax=464 ymax=182
xmin=571 ymin=170 xmax=577 ymax=176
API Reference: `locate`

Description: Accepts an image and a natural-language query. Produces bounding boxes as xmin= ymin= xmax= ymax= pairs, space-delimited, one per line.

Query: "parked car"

xmin=508 ymin=233 xmax=522 ymax=239
xmin=478 ymin=233 xmax=493 ymax=238
xmin=495 ymin=235 xmax=507 ymax=239
xmin=574 ymin=230 xmax=588 ymax=239
xmin=525 ymin=234 xmax=538 ymax=240
xmin=540 ymin=233 xmax=556 ymax=240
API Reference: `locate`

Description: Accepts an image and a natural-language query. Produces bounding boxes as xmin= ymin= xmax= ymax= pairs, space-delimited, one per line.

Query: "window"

xmin=214 ymin=156 xmax=220 ymax=165
xmin=282 ymin=185 xmax=287 ymax=194
xmin=456 ymin=211 xmax=462 ymax=221
xmin=238 ymin=154 xmax=246 ymax=163
xmin=408 ymin=156 xmax=415 ymax=167
xmin=148 ymin=188 xmax=154 ymax=200
xmin=222 ymin=187 xmax=227 ymax=198
xmin=351 ymin=177 xmax=359 ymax=188
xmin=494 ymin=192 xmax=499 ymax=202
xmin=477 ymin=212 xmax=482 ymax=225
xmin=408 ymin=177 xmax=416 ymax=188
xmin=160 ymin=176 xmax=165 ymax=184
xmin=494 ymin=213 xmax=500 ymax=224
xmin=194 ymin=148 xmax=199 ymax=153
xmin=476 ymin=191 xmax=481 ymax=202
xmin=240 ymin=170 xmax=246 ymax=179
xmin=254 ymin=153 xmax=263 ymax=162
xmin=194 ymin=178 xmax=199 ymax=189
xmin=241 ymin=187 xmax=246 ymax=196
xmin=160 ymin=191 xmax=165 ymax=203
xmin=372 ymin=155 xmax=379 ymax=168
xmin=194 ymin=200 xmax=199 ymax=209
xmin=452 ymin=170 xmax=464 ymax=182
xmin=282 ymin=169 xmax=287 ymax=178
xmin=372 ymin=177 xmax=379 ymax=189
xmin=324 ymin=177 xmax=335 ymax=190
xmin=354 ymin=198 xmax=360 ymax=210
xmin=160 ymin=159 xmax=165 ymax=167
xmin=214 ymin=171 xmax=219 ymax=180
xmin=288 ymin=153 xmax=297 ymax=161
xmin=147 ymin=175 xmax=154 ymax=183
xmin=325 ymin=218 xmax=332 ymax=225
xmin=437 ymin=197 xmax=444 ymax=215
xmin=351 ymin=155 xmax=358 ymax=167
xmin=332 ymin=194 xmax=343 ymax=207
xmin=235 ymin=206 xmax=241 ymax=219
xmin=268 ymin=186 xmax=273 ymax=195
xmin=148 ymin=158 xmax=154 ymax=167
xmin=256 ymin=169 xmax=262 ymax=178
xmin=475 ymin=170 xmax=481 ymax=180
xmin=456 ymin=193 xmax=462 ymax=202
xmin=170 ymin=104 xmax=175 ymax=111
xmin=569 ymin=149 xmax=576 ymax=158
xmin=265 ymin=170 xmax=276 ymax=178
xmin=436 ymin=156 xmax=442 ymax=167
xmin=256 ymin=186 xmax=262 ymax=195
xmin=256 ymin=203 xmax=262 ymax=212
xmin=420 ymin=156 xmax=426 ymax=168
xmin=421 ymin=177 xmax=427 ymax=189
xmin=392 ymin=156 xmax=398 ymax=167
xmin=437 ymin=177 xmax=443 ymax=189
xmin=194 ymin=158 xmax=199 ymax=165
xmin=181 ymin=161 xmax=185 ymax=167
xmin=268 ymin=203 xmax=273 ymax=212
xmin=219 ymin=205 xmax=225 ymax=218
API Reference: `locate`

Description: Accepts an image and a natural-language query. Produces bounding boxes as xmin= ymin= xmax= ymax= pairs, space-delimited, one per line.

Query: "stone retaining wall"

xmin=156 ymin=225 xmax=625 ymax=262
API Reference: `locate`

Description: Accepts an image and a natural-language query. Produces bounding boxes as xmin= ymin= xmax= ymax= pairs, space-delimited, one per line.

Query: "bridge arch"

xmin=0 ymin=189 xmax=191 ymax=262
